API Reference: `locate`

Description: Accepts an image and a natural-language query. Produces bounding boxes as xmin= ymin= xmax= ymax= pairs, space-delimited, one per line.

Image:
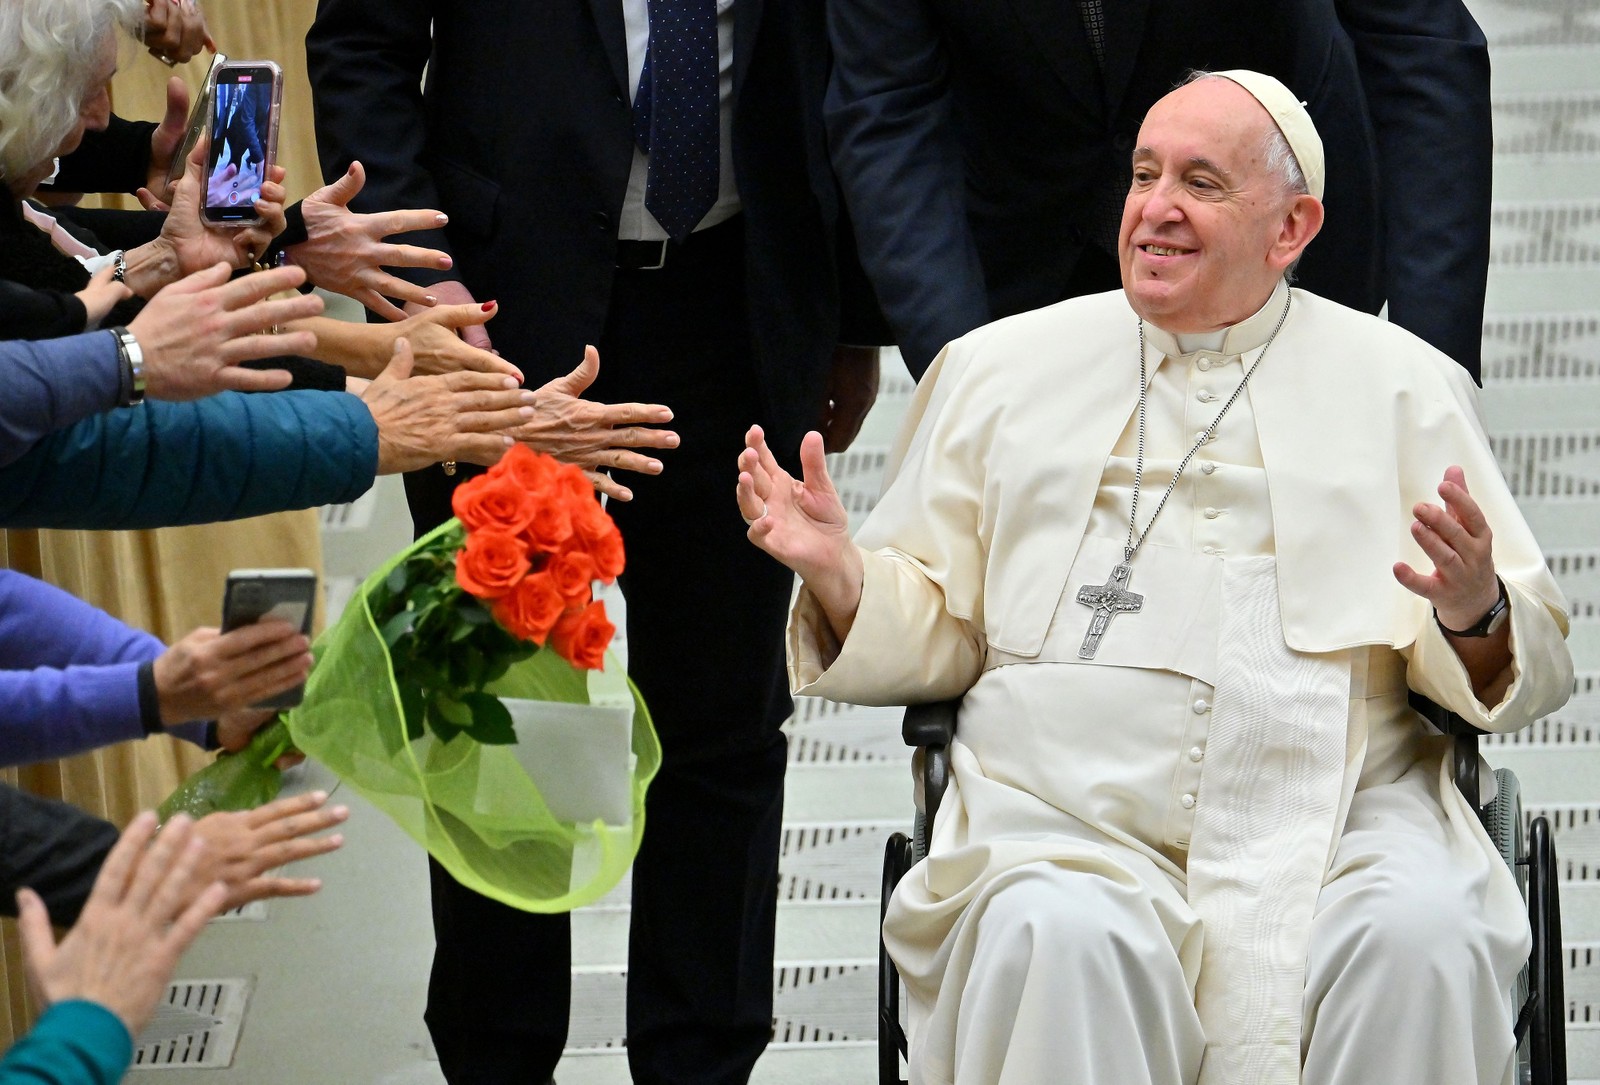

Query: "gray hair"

xmin=1181 ymin=70 xmax=1309 ymax=199
xmin=0 ymin=0 xmax=143 ymax=183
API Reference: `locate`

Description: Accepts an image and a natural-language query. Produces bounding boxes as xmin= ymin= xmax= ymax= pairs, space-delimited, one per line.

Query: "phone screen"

xmin=205 ymin=65 xmax=276 ymax=223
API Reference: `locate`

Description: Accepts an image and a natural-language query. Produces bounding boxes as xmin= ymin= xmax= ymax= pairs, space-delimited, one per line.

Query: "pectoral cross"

xmin=1075 ymin=562 xmax=1143 ymax=659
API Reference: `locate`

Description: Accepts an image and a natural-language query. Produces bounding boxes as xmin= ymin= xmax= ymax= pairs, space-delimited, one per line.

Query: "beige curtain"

xmin=0 ymin=0 xmax=324 ymax=1045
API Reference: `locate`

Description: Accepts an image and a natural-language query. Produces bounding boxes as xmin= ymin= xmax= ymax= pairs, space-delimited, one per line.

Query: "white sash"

xmin=1188 ymin=556 xmax=1349 ymax=1085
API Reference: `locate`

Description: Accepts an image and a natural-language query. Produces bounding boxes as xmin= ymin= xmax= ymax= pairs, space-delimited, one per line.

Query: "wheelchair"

xmin=877 ymin=693 xmax=1567 ymax=1085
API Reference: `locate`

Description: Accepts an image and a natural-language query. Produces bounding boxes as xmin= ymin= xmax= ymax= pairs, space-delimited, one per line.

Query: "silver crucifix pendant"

xmin=1075 ymin=562 xmax=1144 ymax=659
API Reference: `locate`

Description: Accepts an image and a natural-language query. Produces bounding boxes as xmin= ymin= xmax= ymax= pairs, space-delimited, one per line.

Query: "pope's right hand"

xmin=737 ymin=426 xmax=863 ymax=632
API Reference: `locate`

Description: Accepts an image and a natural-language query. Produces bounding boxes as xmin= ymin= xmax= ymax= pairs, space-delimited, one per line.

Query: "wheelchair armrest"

xmin=1407 ymin=690 xmax=1485 ymax=812
xmin=903 ymin=699 xmax=960 ymax=748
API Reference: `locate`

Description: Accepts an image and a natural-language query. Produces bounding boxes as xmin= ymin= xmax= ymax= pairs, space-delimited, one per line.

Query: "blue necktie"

xmin=632 ymin=0 xmax=720 ymax=243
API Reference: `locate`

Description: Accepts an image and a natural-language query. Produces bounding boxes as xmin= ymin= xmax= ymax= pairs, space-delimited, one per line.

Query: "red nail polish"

xmin=482 ymin=301 xmax=497 ymax=311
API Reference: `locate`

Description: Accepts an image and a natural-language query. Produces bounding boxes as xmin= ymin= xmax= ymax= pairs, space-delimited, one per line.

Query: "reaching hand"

xmin=509 ymin=345 xmax=678 ymax=501
xmin=408 ymin=281 xmax=493 ymax=351
xmin=287 ymin=161 xmax=454 ymax=321
xmin=141 ymin=0 xmax=214 ymax=65
xmin=128 ymin=262 xmax=323 ymax=399
xmin=1393 ymin=466 xmax=1501 ymax=631
xmin=362 ymin=337 xmax=537 ymax=474
xmin=74 ymin=265 xmax=131 ymax=327
xmin=737 ymin=427 xmax=862 ymax=630
xmin=152 ymin=620 xmax=312 ymax=726
xmin=191 ymin=791 xmax=347 ymax=912
xmin=141 ymin=76 xmax=190 ymax=208
xmin=17 ymin=812 xmax=226 ymax=1037
xmin=388 ymin=303 xmax=522 ymax=381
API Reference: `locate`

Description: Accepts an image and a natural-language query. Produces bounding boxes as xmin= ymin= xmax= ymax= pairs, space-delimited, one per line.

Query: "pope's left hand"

xmin=817 ymin=345 xmax=879 ymax=454
xmin=1393 ymin=466 xmax=1500 ymax=631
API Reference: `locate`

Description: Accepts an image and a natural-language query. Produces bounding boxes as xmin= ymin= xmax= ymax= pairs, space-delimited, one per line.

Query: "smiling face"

xmin=1118 ymin=78 xmax=1322 ymax=333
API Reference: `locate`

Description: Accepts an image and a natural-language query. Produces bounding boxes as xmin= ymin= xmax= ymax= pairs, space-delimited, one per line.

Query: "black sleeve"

xmin=49 ymin=206 xmax=168 ymax=253
xmin=44 ymin=115 xmax=158 ymax=196
xmin=0 ymin=280 xmax=89 ymax=341
xmin=0 ymin=785 xmax=118 ymax=926
xmin=243 ymin=355 xmax=349 ymax=392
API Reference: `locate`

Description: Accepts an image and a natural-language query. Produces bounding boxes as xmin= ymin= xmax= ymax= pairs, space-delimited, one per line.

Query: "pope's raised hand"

xmin=1393 ymin=465 xmax=1501 ymax=632
xmin=737 ymin=427 xmax=864 ymax=632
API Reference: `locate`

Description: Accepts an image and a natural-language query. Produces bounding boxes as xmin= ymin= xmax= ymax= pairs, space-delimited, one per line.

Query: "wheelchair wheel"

xmin=1484 ymin=769 xmax=1533 ymax=1084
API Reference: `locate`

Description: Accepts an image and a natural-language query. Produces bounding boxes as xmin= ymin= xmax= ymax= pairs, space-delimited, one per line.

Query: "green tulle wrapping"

xmin=164 ymin=519 xmax=661 ymax=913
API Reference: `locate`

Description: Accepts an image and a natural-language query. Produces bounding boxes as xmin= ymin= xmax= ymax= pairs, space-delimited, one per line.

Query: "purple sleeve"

xmin=0 ymin=571 xmax=207 ymax=767
xmin=0 ymin=333 xmax=122 ymax=468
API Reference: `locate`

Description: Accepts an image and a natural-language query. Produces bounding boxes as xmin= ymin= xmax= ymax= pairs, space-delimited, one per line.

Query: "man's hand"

xmin=509 ymin=345 xmax=677 ymax=501
xmin=128 ymin=263 xmax=323 ymax=399
xmin=382 ymin=303 xmax=521 ymax=380
xmin=287 ymin=161 xmax=454 ymax=321
xmin=1393 ymin=466 xmax=1500 ymax=630
xmin=737 ymin=426 xmax=862 ymax=638
xmin=75 ymin=265 xmax=132 ymax=328
xmin=1394 ymin=466 xmax=1512 ymax=700
xmin=142 ymin=0 xmax=215 ymax=66
xmin=17 ymin=812 xmax=226 ymax=1037
xmin=817 ymin=345 xmax=880 ymax=453
xmin=142 ymin=76 xmax=190 ymax=208
xmin=191 ymin=791 xmax=348 ymax=912
xmin=362 ymin=338 xmax=537 ymax=474
xmin=408 ymin=281 xmax=492 ymax=352
xmin=151 ymin=621 xmax=312 ymax=726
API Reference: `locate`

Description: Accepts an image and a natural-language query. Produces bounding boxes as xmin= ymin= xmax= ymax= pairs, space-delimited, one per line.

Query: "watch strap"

xmin=111 ymin=326 xmax=145 ymax=407
xmin=1436 ymin=578 xmax=1509 ymax=638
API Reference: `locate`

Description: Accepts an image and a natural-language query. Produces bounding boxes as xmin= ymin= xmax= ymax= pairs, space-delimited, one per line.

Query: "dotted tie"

xmin=632 ymin=0 xmax=720 ymax=243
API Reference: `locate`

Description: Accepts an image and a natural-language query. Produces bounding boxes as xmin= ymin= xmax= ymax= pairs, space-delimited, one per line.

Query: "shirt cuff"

xmin=135 ymin=660 xmax=162 ymax=735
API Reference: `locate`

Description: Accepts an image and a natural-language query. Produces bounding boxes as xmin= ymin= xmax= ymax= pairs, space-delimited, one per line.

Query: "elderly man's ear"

xmin=1269 ymin=195 xmax=1325 ymax=273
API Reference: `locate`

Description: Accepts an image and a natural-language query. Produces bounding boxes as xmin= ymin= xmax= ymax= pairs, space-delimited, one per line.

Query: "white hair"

xmin=1181 ymin=70 xmax=1308 ymax=199
xmin=0 ymin=0 xmax=143 ymax=183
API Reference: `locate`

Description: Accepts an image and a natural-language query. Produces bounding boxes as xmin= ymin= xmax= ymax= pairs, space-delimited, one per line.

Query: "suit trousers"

xmin=417 ymin=216 xmax=797 ymax=1085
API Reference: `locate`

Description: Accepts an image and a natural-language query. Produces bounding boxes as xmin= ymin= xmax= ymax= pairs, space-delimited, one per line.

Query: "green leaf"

xmin=461 ymin=692 xmax=517 ymax=745
xmin=380 ymin=610 xmax=415 ymax=648
xmin=385 ymin=564 xmax=410 ymax=595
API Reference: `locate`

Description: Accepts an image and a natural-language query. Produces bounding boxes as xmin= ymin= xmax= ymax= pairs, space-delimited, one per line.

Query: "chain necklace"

xmin=1074 ymin=289 xmax=1293 ymax=660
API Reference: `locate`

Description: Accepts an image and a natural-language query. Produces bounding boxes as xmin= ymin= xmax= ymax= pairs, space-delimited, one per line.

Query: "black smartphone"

xmin=221 ymin=567 xmax=317 ymax=709
xmin=202 ymin=60 xmax=283 ymax=227
xmin=164 ymin=51 xmax=228 ymax=194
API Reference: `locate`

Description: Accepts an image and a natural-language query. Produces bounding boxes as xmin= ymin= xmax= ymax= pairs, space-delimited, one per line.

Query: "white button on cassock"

xmin=1204 ymin=507 xmax=1220 ymax=519
xmin=1189 ymin=746 xmax=1204 ymax=762
xmin=1180 ymin=793 xmax=1197 ymax=809
xmin=1200 ymin=461 xmax=1216 ymax=475
xmin=1194 ymin=430 xmax=1208 ymax=444
xmin=1193 ymin=699 xmax=1210 ymax=714
xmin=1197 ymin=358 xmax=1212 ymax=371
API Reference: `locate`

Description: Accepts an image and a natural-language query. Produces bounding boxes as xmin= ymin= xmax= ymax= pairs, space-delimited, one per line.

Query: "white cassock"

xmin=789 ymin=282 xmax=1573 ymax=1085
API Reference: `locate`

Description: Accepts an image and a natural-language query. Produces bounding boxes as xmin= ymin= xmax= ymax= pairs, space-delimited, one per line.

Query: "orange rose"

xmin=571 ymin=501 xmax=625 ymax=581
xmin=497 ymin=444 xmax=559 ymax=498
xmin=549 ymin=600 xmax=615 ymax=671
xmin=491 ymin=570 xmax=567 ymax=644
xmin=522 ymin=500 xmax=574 ymax=554
xmin=555 ymin=462 xmax=595 ymax=503
xmin=451 ymin=471 xmax=540 ymax=535
xmin=455 ymin=529 xmax=531 ymax=599
xmin=545 ymin=549 xmax=597 ymax=604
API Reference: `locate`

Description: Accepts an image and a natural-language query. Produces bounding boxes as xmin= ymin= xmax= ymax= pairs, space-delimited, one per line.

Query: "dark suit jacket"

xmin=307 ymin=0 xmax=885 ymax=460
xmin=826 ymin=0 xmax=1492 ymax=379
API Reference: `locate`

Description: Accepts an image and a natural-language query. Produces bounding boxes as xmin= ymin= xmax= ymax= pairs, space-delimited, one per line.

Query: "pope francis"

xmin=735 ymin=70 xmax=1573 ymax=1085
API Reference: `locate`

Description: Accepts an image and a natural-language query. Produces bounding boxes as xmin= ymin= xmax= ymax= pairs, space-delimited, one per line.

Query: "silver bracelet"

xmin=111 ymin=326 xmax=146 ymax=407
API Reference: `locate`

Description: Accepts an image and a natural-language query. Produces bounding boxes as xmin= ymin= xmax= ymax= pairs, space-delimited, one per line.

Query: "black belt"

xmin=616 ymin=238 xmax=671 ymax=270
xmin=615 ymin=215 xmax=742 ymax=271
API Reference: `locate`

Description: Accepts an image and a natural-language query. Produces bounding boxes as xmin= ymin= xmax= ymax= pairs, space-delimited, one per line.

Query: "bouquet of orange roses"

xmin=163 ymin=446 xmax=660 ymax=913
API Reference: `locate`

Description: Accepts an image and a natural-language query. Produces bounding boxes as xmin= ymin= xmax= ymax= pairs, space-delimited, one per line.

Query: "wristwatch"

xmin=111 ymin=326 xmax=146 ymax=407
xmin=1436 ymin=579 xmax=1509 ymax=638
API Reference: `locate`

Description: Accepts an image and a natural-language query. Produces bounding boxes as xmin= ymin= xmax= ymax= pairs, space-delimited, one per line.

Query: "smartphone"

xmin=221 ymin=568 xmax=317 ymax=709
xmin=202 ymin=60 xmax=283 ymax=227
xmin=164 ymin=51 xmax=228 ymax=194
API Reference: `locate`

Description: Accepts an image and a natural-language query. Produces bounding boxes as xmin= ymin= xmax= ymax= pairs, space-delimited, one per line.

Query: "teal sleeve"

xmin=0 ymin=389 xmax=379 ymax=530
xmin=0 ymin=1001 xmax=132 ymax=1085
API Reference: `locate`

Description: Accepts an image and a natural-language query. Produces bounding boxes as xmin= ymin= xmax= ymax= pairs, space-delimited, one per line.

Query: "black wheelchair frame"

xmin=878 ymin=694 xmax=1567 ymax=1085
